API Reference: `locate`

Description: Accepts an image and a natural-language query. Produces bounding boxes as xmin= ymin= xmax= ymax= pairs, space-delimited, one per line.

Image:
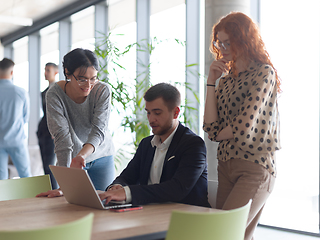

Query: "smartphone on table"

xmin=110 ymin=205 xmax=143 ymax=212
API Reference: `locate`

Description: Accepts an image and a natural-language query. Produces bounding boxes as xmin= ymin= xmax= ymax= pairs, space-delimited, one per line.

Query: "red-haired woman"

xmin=203 ymin=12 xmax=281 ymax=240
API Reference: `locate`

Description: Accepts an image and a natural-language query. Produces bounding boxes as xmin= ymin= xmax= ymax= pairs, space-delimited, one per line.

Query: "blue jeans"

xmin=83 ymin=155 xmax=115 ymax=191
xmin=0 ymin=145 xmax=32 ymax=180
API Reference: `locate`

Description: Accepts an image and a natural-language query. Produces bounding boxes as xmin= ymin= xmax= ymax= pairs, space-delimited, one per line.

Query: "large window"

xmin=12 ymin=37 xmax=29 ymax=92
xmin=107 ymin=0 xmax=137 ymax=173
xmin=71 ymin=6 xmax=95 ymax=50
xmin=150 ymin=0 xmax=187 ymax=126
xmin=12 ymin=36 xmax=29 ymax=138
xmin=259 ymin=0 xmax=320 ymax=234
xmin=40 ymin=23 xmax=59 ymax=92
xmin=150 ymin=0 xmax=186 ymax=85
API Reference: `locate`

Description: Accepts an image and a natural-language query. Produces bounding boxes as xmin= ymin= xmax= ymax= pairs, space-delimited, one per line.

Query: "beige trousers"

xmin=216 ymin=159 xmax=275 ymax=240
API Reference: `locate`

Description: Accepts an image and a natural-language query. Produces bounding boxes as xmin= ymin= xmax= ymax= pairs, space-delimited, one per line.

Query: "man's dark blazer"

xmin=37 ymin=87 xmax=51 ymax=139
xmin=110 ymin=122 xmax=211 ymax=207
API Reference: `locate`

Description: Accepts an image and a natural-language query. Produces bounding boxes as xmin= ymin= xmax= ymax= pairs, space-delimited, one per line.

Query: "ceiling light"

xmin=0 ymin=15 xmax=33 ymax=26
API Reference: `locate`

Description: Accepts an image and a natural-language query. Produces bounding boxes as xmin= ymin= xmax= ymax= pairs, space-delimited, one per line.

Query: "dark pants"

xmin=38 ymin=136 xmax=58 ymax=189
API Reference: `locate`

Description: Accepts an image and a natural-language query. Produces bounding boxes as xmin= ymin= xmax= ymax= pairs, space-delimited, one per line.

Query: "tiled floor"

xmin=255 ymin=226 xmax=320 ymax=240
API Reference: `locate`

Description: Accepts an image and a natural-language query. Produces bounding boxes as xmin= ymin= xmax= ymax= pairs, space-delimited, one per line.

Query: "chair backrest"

xmin=0 ymin=175 xmax=52 ymax=201
xmin=165 ymin=200 xmax=252 ymax=240
xmin=0 ymin=213 xmax=94 ymax=240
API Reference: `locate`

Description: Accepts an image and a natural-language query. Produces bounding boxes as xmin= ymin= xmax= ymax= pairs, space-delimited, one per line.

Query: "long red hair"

xmin=210 ymin=12 xmax=281 ymax=93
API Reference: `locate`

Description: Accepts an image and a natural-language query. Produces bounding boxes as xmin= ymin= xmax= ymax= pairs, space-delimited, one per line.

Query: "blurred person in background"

xmin=0 ymin=58 xmax=31 ymax=180
xmin=37 ymin=62 xmax=59 ymax=189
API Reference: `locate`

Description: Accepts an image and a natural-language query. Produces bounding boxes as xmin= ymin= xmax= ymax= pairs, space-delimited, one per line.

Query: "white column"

xmin=95 ymin=2 xmax=108 ymax=78
xmin=28 ymin=33 xmax=41 ymax=146
xmin=3 ymin=44 xmax=13 ymax=59
xmin=59 ymin=18 xmax=72 ymax=79
xmin=136 ymin=0 xmax=150 ymax=87
xmin=136 ymin=0 xmax=150 ymax=117
xmin=95 ymin=2 xmax=108 ymax=42
xmin=186 ymin=0 xmax=201 ymax=134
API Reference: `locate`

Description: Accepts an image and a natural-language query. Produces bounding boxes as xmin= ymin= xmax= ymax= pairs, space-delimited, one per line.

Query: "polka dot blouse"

xmin=203 ymin=62 xmax=281 ymax=176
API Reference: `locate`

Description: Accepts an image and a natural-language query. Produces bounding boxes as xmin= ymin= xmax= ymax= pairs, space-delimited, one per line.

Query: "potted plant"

xmin=95 ymin=32 xmax=201 ymax=170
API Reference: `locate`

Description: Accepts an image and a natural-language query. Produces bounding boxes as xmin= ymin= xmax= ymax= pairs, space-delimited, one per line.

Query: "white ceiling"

xmin=0 ymin=0 xmax=79 ymax=38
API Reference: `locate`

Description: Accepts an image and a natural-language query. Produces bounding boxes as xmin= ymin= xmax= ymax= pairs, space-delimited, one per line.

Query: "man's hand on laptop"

xmin=99 ymin=186 xmax=126 ymax=204
xmin=36 ymin=189 xmax=63 ymax=198
xmin=108 ymin=184 xmax=123 ymax=191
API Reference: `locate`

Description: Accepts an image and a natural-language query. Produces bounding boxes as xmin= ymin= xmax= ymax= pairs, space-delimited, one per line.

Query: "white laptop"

xmin=49 ymin=165 xmax=132 ymax=210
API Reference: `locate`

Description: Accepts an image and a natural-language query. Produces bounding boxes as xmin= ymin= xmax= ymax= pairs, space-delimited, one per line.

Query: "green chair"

xmin=0 ymin=175 xmax=52 ymax=201
xmin=165 ymin=200 xmax=252 ymax=240
xmin=0 ymin=213 xmax=94 ymax=240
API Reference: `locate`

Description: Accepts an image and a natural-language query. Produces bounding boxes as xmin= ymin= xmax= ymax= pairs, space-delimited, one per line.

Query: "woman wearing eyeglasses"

xmin=203 ymin=12 xmax=281 ymax=240
xmin=38 ymin=48 xmax=115 ymax=197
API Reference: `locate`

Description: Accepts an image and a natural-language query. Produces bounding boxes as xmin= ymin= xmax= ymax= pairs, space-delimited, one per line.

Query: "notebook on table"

xmin=49 ymin=165 xmax=132 ymax=210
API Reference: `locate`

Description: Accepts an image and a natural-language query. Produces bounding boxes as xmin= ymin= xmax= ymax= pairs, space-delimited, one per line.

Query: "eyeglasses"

xmin=72 ymin=74 xmax=99 ymax=86
xmin=213 ymin=40 xmax=231 ymax=50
